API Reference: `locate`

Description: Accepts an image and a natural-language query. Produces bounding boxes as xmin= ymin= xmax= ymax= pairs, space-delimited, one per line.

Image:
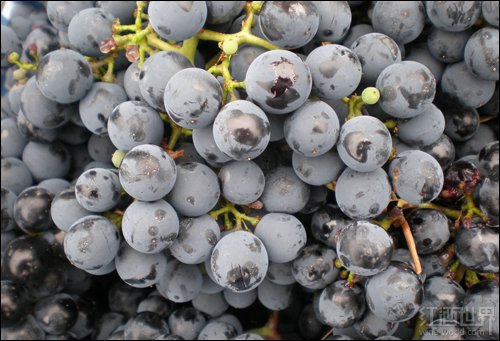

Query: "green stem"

xmin=179 ymin=36 xmax=200 ymax=64
xmin=412 ymin=313 xmax=429 ymax=340
xmin=465 ymin=269 xmax=480 ymax=288
xmin=209 ymin=201 xmax=261 ymax=231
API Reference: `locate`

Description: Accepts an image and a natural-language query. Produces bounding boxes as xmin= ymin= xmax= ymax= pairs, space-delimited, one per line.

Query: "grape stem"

xmin=464 ymin=269 xmax=480 ymax=288
xmin=209 ymin=201 xmax=261 ymax=231
xmin=104 ymin=210 xmax=124 ymax=231
xmin=411 ymin=313 xmax=429 ymax=340
xmin=249 ymin=311 xmax=282 ymax=340
xmin=343 ymin=87 xmax=381 ymax=121
xmin=159 ymin=112 xmax=192 ymax=151
xmin=389 ymin=203 xmax=423 ymax=275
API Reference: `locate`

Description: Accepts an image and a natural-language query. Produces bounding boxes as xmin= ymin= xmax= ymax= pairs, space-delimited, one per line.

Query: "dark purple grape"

xmin=14 ymin=186 xmax=54 ymax=234
xmin=407 ymin=209 xmax=451 ymax=255
xmin=420 ymin=276 xmax=465 ymax=322
xmin=455 ymin=224 xmax=499 ymax=273
xmin=440 ymin=160 xmax=481 ymax=202
xmin=1 ymin=280 xmax=30 ymax=328
xmin=461 ymin=280 xmax=499 ymax=339
xmin=33 ymin=293 xmax=78 ymax=335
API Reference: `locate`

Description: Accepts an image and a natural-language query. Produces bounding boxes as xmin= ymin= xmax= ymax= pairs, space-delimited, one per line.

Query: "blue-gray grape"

xmin=119 ymin=144 xmax=177 ymax=201
xmin=312 ymin=1 xmax=351 ymax=43
xmin=166 ymin=162 xmax=220 ymax=217
xmin=257 ymin=278 xmax=293 ymax=311
xmin=156 ymin=260 xmax=203 ymax=303
xmin=371 ymin=2 xmax=425 ymax=44
xmin=50 ymin=188 xmax=92 ymax=232
xmin=292 ymin=149 xmax=345 ymax=186
xmin=67 ymin=8 xmax=114 ymax=57
xmin=397 ymin=104 xmax=445 ymax=147
xmin=148 ymin=2 xmax=207 ymax=41
xmin=122 ymin=199 xmax=179 ymax=254
xmin=426 ymin=1 xmax=481 ymax=32
xmin=292 ymin=244 xmax=338 ymax=290
xmin=75 ymin=168 xmax=120 ymax=212
xmin=218 ymin=160 xmax=265 ymax=205
xmin=464 ymin=27 xmax=499 ymax=81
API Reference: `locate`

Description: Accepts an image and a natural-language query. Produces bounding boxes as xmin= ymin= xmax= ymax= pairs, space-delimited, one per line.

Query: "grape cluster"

xmin=1 ymin=1 xmax=499 ymax=340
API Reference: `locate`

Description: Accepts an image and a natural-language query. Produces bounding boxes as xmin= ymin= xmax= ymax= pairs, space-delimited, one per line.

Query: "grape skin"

xmin=312 ymin=1 xmax=352 ymax=44
xmin=1 ymin=118 xmax=28 ymax=158
xmin=50 ymin=188 xmax=92 ymax=232
xmin=336 ymin=115 xmax=392 ymax=172
xmin=156 ymin=260 xmax=203 ymax=303
xmin=75 ymin=168 xmax=121 ymax=212
xmin=292 ymin=149 xmax=345 ymax=186
xmin=212 ymin=100 xmax=271 ymax=161
xmin=284 ymin=100 xmax=340 ymax=157
xmin=63 ymin=215 xmax=121 ymax=271
xmin=426 ymin=1 xmax=482 ymax=32
xmin=122 ymin=199 xmax=179 ymax=254
xmin=292 ymin=244 xmax=338 ymax=290
xmin=245 ymin=50 xmax=312 ymax=114
xmin=389 ymin=150 xmax=444 ymax=205
xmin=306 ymin=44 xmax=362 ymax=100
xmin=148 ymin=2 xmax=207 ymax=42
xmin=218 ymin=161 xmax=265 ymax=205
xmin=335 ymin=168 xmax=392 ymax=220
xmin=257 ymin=278 xmax=293 ymax=311
xmin=397 ymin=104 xmax=445 ymax=147
xmin=210 ymin=231 xmax=268 ymax=293
xmin=464 ymin=27 xmax=499 ymax=81
xmin=166 ymin=162 xmax=220 ymax=217
xmin=254 ymin=213 xmax=307 ymax=263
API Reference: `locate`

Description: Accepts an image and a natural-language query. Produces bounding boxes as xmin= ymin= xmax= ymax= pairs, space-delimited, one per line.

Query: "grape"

xmin=16 ymin=109 xmax=60 ymax=144
xmin=478 ymin=141 xmax=499 ymax=179
xmin=1 ymin=118 xmax=28 ymax=158
xmin=169 ymin=215 xmax=220 ymax=264
xmin=419 ymin=276 xmax=465 ymax=322
xmin=464 ymin=28 xmax=499 ymax=81
xmin=201 ymin=275 xmax=224 ymax=295
xmin=310 ymin=204 xmax=353 ymax=248
xmin=137 ymin=295 xmax=172 ymax=318
xmin=114 ymin=243 xmax=167 ymax=288
xmin=1 ymin=188 xmax=16 ymax=232
xmin=92 ymin=313 xmax=127 ymax=340
xmin=75 ymin=168 xmax=120 ymax=212
xmin=36 ymin=49 xmax=94 ymax=105
xmin=306 ymin=44 xmax=362 ymax=100
xmin=21 ymin=26 xmax=59 ymax=66
xmin=336 ymin=220 xmax=393 ymax=276
xmin=229 ymin=45 xmax=267 ymax=82
xmin=96 ymin=1 xmax=136 ymax=25
xmin=365 ymin=262 xmax=424 ymax=322
xmin=292 ymin=149 xmax=345 ymax=186
xmin=441 ymin=62 xmax=496 ymax=109
xmin=138 ymin=51 xmax=194 ymax=111
xmin=397 ymin=104 xmax=445 ymax=147
xmin=389 ymin=150 xmax=444 ymax=205
xmin=336 ymin=115 xmax=392 ymax=172
xmin=427 ymin=28 xmax=472 ymax=64
xmin=218 ymin=161 xmax=265 ymax=205
xmin=426 ymin=1 xmax=481 ymax=32
xmin=86 ymin=135 xmax=115 ymax=163
xmin=192 ymin=291 xmax=229 ymax=317
xmin=166 ymin=162 xmax=220 ymax=217
xmin=123 ymin=61 xmax=145 ymax=101
xmin=33 ymin=293 xmax=78 ymax=335
xmin=224 ymin=288 xmax=257 ymax=309
xmin=292 ymin=244 xmax=338 ymax=290
xmin=461 ymin=281 xmax=499 ymax=339
xmin=7 ymin=84 xmax=24 ymax=117
xmin=407 ymin=209 xmax=450 ymax=255
xmin=46 ymin=1 xmax=93 ymax=32
xmin=164 ymin=68 xmax=223 ymax=129
xmin=312 ymin=1 xmax=351 ymax=44
xmin=119 ymin=144 xmax=177 ymax=202
xmin=213 ymin=100 xmax=271 ymax=160
xmin=63 ymin=215 xmax=120 ymax=271
xmin=206 ymin=1 xmax=246 ymax=24
xmin=455 ymin=124 xmax=497 ymax=159
xmin=353 ymin=310 xmax=399 ymax=340
xmin=22 ymin=142 xmax=70 ymax=182
xmin=371 ymin=2 xmax=425 ymax=44
xmin=482 ymin=1 xmax=500 ymax=27
xmin=443 ymin=105 xmax=480 ymax=142
xmin=67 ymin=8 xmax=114 ymax=57
xmin=254 ymin=213 xmax=306 ymax=263
xmin=315 ymin=280 xmax=365 ymax=328
xmin=257 ymin=278 xmax=293 ymax=311
xmin=0 ymin=157 xmax=33 ymax=195
xmin=350 ymin=33 xmax=402 ymax=84
xmin=266 ymin=261 xmax=296 ymax=286
xmin=284 ymin=100 xmax=340 ymax=157
xmin=335 ymin=168 xmax=391 ymax=220
xmin=50 ymin=189 xmax=91 ymax=232
xmin=107 ymin=101 xmax=165 ymax=151
xmin=455 ymin=224 xmax=499 ymax=273
xmin=259 ymin=1 xmax=319 ymax=49
xmin=1 ymin=314 xmax=46 ymax=340
xmin=198 ymin=320 xmax=237 ymax=340
xmin=123 ymin=312 xmax=170 ymax=340
xmin=419 ymin=134 xmax=456 ymax=171
xmin=20 ymin=77 xmax=68 ymax=130
xmin=245 ymin=50 xmax=312 ymax=114
xmin=156 ymin=260 xmax=203 ymax=303
xmin=376 ymin=61 xmax=436 ymax=119
xmin=1 ymin=25 xmax=22 ymax=67
xmin=260 ymin=166 xmax=311 ymax=214
xmin=79 ymin=82 xmax=128 ymax=135
xmin=193 ymin=125 xmax=232 ymax=165
xmin=342 ymin=23 xmax=375 ymax=48
xmin=1 ymin=280 xmax=31 ymax=329
xmin=148 ymin=2 xmax=207 ymax=41
xmin=210 ymin=231 xmax=268 ymax=293
xmin=167 ymin=307 xmax=206 ymax=340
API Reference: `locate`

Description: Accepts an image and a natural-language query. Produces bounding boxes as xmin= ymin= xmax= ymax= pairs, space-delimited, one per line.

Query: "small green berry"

xmin=361 ymin=87 xmax=380 ymax=105
xmin=222 ymin=39 xmax=238 ymax=55
xmin=112 ymin=150 xmax=126 ymax=168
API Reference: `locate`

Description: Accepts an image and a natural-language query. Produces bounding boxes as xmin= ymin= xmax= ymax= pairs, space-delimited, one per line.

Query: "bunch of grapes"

xmin=1 ymin=1 xmax=499 ymax=340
